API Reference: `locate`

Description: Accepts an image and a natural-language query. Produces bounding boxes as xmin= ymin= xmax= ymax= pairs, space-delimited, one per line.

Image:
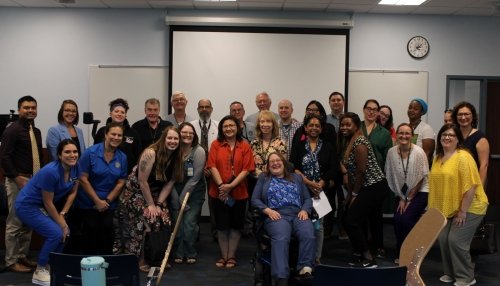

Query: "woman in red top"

xmin=207 ymin=115 xmax=255 ymax=269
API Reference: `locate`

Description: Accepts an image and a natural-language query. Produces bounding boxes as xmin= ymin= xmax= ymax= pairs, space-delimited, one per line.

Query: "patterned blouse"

xmin=302 ymin=139 xmax=323 ymax=183
xmin=343 ymin=136 xmax=385 ymax=187
xmin=267 ymin=177 xmax=301 ymax=210
xmin=251 ymin=137 xmax=287 ymax=176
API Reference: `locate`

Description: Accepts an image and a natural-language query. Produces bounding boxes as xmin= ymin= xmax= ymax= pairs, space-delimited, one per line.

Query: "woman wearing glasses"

xmin=208 ymin=115 xmax=255 ymax=268
xmin=428 ymin=123 xmax=488 ymax=286
xmin=451 ymin=101 xmax=490 ymax=186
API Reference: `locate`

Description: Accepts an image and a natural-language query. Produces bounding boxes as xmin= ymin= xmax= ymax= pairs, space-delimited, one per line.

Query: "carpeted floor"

xmin=1 ymin=212 xmax=499 ymax=286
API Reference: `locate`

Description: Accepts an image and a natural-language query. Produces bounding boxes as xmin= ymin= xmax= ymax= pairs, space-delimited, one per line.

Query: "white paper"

xmin=312 ymin=191 xmax=332 ymax=219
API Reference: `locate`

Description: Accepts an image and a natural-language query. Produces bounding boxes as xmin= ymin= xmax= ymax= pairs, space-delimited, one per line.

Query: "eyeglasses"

xmin=268 ymin=159 xmax=282 ymax=164
xmin=306 ymin=108 xmax=319 ymax=113
xmin=180 ymin=131 xmax=194 ymax=136
xmin=364 ymin=107 xmax=379 ymax=113
xmin=63 ymin=109 xmax=77 ymax=113
xmin=223 ymin=124 xmax=236 ymax=129
xmin=172 ymin=98 xmax=186 ymax=103
xmin=441 ymin=133 xmax=457 ymax=139
xmin=457 ymin=112 xmax=472 ymax=118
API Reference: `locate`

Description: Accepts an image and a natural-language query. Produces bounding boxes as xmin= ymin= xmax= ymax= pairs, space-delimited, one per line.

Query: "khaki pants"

xmin=5 ymin=177 xmax=32 ymax=267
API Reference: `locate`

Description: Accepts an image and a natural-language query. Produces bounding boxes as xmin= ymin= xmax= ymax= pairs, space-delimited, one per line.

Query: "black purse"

xmin=144 ymin=225 xmax=171 ymax=266
xmin=470 ymin=221 xmax=497 ymax=255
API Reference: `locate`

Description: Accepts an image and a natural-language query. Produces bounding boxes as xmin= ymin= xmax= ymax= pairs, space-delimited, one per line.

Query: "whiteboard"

xmin=88 ymin=65 xmax=169 ymax=146
xmin=348 ymin=70 xmax=428 ymax=127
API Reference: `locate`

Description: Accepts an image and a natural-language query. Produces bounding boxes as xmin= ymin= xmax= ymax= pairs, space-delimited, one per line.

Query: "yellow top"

xmin=428 ymin=149 xmax=488 ymax=218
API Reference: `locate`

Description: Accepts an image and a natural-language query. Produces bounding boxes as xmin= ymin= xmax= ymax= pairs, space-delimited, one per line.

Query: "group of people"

xmin=0 ymin=91 xmax=490 ymax=286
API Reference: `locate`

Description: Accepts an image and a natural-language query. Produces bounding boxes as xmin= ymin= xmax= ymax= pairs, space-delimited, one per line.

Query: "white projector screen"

xmin=170 ymin=26 xmax=349 ymax=123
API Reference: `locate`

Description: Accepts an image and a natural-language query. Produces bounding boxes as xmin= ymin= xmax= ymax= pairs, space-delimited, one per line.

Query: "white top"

xmin=191 ymin=119 xmax=219 ymax=152
xmin=385 ymin=144 xmax=429 ymax=199
xmin=412 ymin=121 xmax=435 ymax=148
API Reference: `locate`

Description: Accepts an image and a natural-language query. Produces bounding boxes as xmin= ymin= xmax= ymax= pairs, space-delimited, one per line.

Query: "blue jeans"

xmin=265 ymin=214 xmax=315 ymax=279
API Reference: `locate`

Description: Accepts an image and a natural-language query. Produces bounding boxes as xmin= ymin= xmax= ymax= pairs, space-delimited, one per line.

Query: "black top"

xmin=289 ymin=136 xmax=338 ymax=184
xmin=131 ymin=117 xmax=172 ymax=153
xmin=463 ymin=130 xmax=486 ymax=168
xmin=0 ymin=117 xmax=43 ymax=178
xmin=291 ymin=122 xmax=337 ymax=152
xmin=94 ymin=118 xmax=142 ymax=173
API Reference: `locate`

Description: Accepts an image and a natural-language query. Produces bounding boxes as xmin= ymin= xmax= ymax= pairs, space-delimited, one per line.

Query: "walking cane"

xmin=147 ymin=192 xmax=190 ymax=286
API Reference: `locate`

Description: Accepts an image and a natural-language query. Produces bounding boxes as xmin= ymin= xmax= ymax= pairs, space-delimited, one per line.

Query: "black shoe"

xmin=348 ymin=257 xmax=362 ymax=266
xmin=376 ymin=248 xmax=386 ymax=259
xmin=360 ymin=259 xmax=378 ymax=268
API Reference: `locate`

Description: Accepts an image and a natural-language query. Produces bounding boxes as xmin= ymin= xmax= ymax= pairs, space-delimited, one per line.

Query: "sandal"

xmin=225 ymin=258 xmax=237 ymax=268
xmin=215 ymin=258 xmax=226 ymax=268
xmin=186 ymin=257 xmax=197 ymax=264
xmin=174 ymin=257 xmax=183 ymax=264
xmin=139 ymin=264 xmax=151 ymax=273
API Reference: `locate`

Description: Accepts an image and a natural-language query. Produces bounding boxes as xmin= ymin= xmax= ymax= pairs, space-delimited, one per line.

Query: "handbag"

xmin=144 ymin=225 xmax=171 ymax=266
xmin=470 ymin=221 xmax=497 ymax=255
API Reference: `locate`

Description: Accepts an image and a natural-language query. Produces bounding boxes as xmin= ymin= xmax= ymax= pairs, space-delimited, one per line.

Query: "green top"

xmin=361 ymin=122 xmax=393 ymax=170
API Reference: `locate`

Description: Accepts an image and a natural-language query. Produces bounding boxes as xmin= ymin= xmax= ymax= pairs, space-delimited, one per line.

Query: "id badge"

xmin=187 ymin=167 xmax=194 ymax=177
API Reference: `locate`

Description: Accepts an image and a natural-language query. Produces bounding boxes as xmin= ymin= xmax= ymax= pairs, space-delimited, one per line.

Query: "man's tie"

xmin=201 ymin=121 xmax=209 ymax=153
xmin=29 ymin=124 xmax=40 ymax=174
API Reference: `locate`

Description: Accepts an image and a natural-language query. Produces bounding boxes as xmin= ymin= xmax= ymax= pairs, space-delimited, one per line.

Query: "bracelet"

xmin=351 ymin=192 xmax=359 ymax=197
xmin=60 ymin=211 xmax=67 ymax=217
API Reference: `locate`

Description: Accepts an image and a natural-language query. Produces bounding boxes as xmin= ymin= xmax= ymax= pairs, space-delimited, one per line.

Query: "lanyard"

xmin=399 ymin=145 xmax=411 ymax=183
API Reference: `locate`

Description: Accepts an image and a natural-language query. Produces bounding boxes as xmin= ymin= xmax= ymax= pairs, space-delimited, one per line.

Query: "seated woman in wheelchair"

xmin=251 ymin=152 xmax=315 ymax=285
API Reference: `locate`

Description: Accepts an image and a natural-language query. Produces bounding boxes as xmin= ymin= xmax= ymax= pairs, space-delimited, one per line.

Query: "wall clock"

xmin=407 ymin=36 xmax=429 ymax=59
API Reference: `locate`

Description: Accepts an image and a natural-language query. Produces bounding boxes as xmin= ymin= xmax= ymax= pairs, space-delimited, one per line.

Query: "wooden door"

xmin=485 ymin=81 xmax=500 ymax=205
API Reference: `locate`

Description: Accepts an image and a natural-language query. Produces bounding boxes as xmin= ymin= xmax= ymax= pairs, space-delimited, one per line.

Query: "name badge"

xmin=115 ymin=162 xmax=121 ymax=169
xmin=187 ymin=167 xmax=194 ymax=177
xmin=125 ymin=136 xmax=134 ymax=144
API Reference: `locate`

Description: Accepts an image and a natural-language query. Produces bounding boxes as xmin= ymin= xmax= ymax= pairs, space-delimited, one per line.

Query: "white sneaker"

xmin=454 ymin=279 xmax=476 ymax=286
xmin=440 ymin=275 xmax=455 ymax=283
xmin=298 ymin=266 xmax=313 ymax=276
xmin=32 ymin=267 xmax=50 ymax=286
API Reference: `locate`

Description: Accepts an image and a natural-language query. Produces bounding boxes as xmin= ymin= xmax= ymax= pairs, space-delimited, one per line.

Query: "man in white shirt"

xmin=245 ymin=91 xmax=279 ymax=125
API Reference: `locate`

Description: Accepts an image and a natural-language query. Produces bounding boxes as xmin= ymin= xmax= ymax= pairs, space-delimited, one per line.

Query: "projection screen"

xmin=169 ymin=26 xmax=349 ymax=123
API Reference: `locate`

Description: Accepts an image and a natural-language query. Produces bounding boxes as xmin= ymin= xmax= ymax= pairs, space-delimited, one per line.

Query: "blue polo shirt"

xmin=15 ymin=161 xmax=80 ymax=207
xmin=75 ymin=143 xmax=128 ymax=209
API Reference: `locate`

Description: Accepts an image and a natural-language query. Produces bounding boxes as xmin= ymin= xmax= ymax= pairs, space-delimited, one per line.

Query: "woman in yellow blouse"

xmin=428 ymin=123 xmax=488 ymax=286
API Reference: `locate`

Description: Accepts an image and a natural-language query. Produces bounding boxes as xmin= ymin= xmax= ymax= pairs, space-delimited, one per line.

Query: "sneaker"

xmin=376 ymin=248 xmax=386 ymax=259
xmin=348 ymin=257 xmax=362 ymax=266
xmin=298 ymin=266 xmax=313 ymax=276
xmin=360 ymin=259 xmax=378 ymax=268
xmin=32 ymin=267 xmax=50 ymax=286
xmin=454 ymin=279 xmax=476 ymax=286
xmin=439 ymin=275 xmax=455 ymax=283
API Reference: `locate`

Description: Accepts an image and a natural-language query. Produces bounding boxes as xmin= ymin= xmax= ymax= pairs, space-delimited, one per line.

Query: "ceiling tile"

xmin=63 ymin=0 xmax=107 ymax=8
xmin=149 ymin=0 xmax=194 ymax=9
xmin=283 ymin=2 xmax=329 ymax=11
xmin=411 ymin=6 xmax=457 ymax=14
xmin=327 ymin=3 xmax=373 ymax=13
xmin=101 ymin=0 xmax=151 ymax=8
xmin=12 ymin=0 xmax=63 ymax=7
xmin=238 ymin=1 xmax=282 ymax=10
xmin=455 ymin=7 xmax=496 ymax=15
xmin=193 ymin=1 xmax=238 ymax=9
xmin=0 ymin=0 xmax=21 ymax=6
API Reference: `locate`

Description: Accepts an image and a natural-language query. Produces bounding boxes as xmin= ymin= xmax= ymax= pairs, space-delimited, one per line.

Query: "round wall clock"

xmin=407 ymin=36 xmax=429 ymax=59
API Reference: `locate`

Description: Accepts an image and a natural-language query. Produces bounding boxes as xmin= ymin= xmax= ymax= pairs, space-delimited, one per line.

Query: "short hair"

xmin=198 ymin=99 xmax=212 ymax=107
xmin=171 ymin=91 xmax=186 ymax=102
xmin=18 ymin=95 xmax=37 ymax=109
xmin=145 ymin=98 xmax=160 ymax=107
xmin=105 ymin=122 xmax=124 ymax=134
xmin=304 ymin=113 xmax=324 ymax=130
xmin=217 ymin=115 xmax=243 ymax=142
xmin=329 ymin=91 xmax=344 ymax=101
xmin=230 ymin=101 xmax=244 ymax=108
xmin=178 ymin=122 xmax=199 ymax=147
xmin=109 ymin=98 xmax=129 ymax=112
xmin=451 ymin=101 xmax=478 ymax=128
xmin=303 ymin=100 xmax=327 ymax=124
xmin=56 ymin=139 xmax=78 ymax=158
xmin=57 ymin=100 xmax=79 ymax=125
xmin=339 ymin=112 xmax=362 ymax=130
xmin=256 ymin=91 xmax=270 ymax=100
xmin=255 ymin=110 xmax=279 ymax=139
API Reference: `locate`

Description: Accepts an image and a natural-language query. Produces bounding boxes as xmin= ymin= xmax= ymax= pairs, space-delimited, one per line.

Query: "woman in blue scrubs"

xmin=75 ymin=122 xmax=128 ymax=254
xmin=15 ymin=139 xmax=80 ymax=286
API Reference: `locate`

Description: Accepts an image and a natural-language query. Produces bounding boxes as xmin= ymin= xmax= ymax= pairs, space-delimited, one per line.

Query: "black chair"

xmin=49 ymin=252 xmax=140 ymax=286
xmin=313 ymin=264 xmax=407 ymax=286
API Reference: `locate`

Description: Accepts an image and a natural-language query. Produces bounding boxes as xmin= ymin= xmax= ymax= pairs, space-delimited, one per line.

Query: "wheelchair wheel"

xmin=253 ymin=255 xmax=272 ymax=286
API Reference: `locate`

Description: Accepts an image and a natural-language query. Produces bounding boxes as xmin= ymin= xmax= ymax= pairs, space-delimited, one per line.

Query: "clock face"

xmin=407 ymin=36 xmax=429 ymax=59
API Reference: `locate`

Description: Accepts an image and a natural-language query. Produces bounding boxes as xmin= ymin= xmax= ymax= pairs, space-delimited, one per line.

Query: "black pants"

xmin=73 ymin=208 xmax=115 ymax=255
xmin=343 ymin=180 xmax=388 ymax=255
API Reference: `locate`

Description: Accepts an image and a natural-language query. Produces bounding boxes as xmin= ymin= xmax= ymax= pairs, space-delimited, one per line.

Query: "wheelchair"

xmin=252 ymin=209 xmax=305 ymax=286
